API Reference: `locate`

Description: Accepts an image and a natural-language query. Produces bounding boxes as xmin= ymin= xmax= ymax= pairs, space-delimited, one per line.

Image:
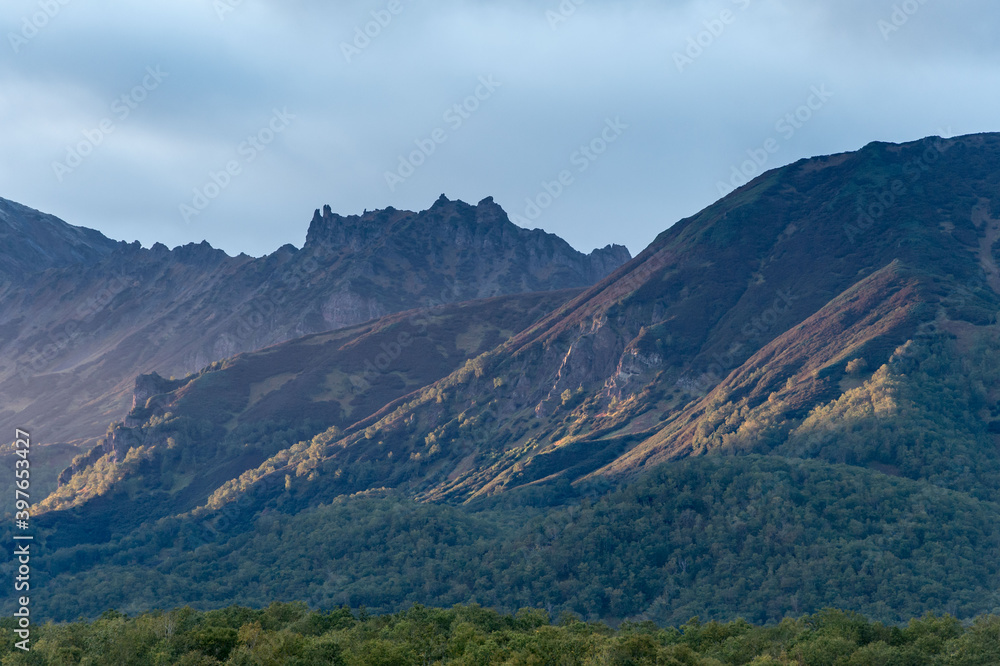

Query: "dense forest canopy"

xmin=3 ymin=602 xmax=1000 ymax=665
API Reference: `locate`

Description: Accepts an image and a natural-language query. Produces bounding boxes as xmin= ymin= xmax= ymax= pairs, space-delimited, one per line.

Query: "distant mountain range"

xmin=0 ymin=194 xmax=629 ymax=492
xmin=7 ymin=133 xmax=1000 ymax=625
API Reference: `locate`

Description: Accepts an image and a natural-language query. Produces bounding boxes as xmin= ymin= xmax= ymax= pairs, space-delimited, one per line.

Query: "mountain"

xmin=189 ymin=133 xmax=1000 ymax=506
xmin=0 ymin=195 xmax=630 ymax=498
xmin=14 ymin=132 xmax=1000 ymax=624
xmin=36 ymin=289 xmax=578 ymax=536
xmin=306 ymin=196 xmax=631 ymax=293
xmin=0 ymin=198 xmax=119 ymax=282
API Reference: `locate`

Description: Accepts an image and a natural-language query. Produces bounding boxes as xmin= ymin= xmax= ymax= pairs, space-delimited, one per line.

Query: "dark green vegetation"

xmin=7 ymin=133 xmax=1000 ymax=629
xmin=3 ymin=603 xmax=1000 ymax=665
xmin=17 ymin=455 xmax=1000 ymax=624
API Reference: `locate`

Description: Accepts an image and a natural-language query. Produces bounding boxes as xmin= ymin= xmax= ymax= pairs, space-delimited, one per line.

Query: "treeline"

xmin=3 ymin=603 xmax=1000 ymax=665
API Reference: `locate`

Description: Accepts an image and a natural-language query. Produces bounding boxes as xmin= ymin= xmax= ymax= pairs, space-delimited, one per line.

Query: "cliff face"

xmin=304 ymin=195 xmax=632 ymax=299
xmin=0 ymin=195 xmax=631 ymax=452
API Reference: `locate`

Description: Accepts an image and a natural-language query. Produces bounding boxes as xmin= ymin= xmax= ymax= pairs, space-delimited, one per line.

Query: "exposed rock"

xmin=131 ymin=372 xmax=185 ymax=410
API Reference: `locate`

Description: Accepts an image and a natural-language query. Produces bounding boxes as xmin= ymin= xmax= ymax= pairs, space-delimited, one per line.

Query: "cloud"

xmin=0 ymin=0 xmax=997 ymax=257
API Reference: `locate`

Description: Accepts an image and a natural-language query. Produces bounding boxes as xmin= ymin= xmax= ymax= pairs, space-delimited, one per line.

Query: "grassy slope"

xmin=30 ymin=290 xmax=577 ymax=532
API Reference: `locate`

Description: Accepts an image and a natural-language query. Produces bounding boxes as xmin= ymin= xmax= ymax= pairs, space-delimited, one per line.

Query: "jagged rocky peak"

xmin=589 ymin=243 xmax=633 ymax=274
xmin=305 ymin=203 xmax=404 ymax=251
xmin=306 ymin=195 xmax=512 ymax=248
xmin=170 ymin=240 xmax=234 ymax=266
xmin=303 ymin=194 xmax=632 ymax=286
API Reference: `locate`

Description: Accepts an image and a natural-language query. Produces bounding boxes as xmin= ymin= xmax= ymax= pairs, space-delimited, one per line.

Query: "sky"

xmin=1 ymin=0 xmax=998 ymax=258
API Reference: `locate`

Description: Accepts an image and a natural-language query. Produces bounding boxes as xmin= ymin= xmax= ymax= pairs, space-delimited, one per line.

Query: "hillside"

xmin=12 ymin=132 xmax=1000 ymax=625
xmin=187 ymin=133 xmax=1000 ymax=508
xmin=22 ymin=456 xmax=1000 ymax=624
xmin=32 ymin=289 xmax=578 ymax=538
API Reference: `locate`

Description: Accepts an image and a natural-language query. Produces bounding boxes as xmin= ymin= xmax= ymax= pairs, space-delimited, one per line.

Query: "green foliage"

xmin=845 ymin=358 xmax=868 ymax=375
xmin=3 ymin=604 xmax=1000 ymax=665
xmin=781 ymin=334 xmax=1000 ymax=502
xmin=18 ymin=456 xmax=1000 ymax=626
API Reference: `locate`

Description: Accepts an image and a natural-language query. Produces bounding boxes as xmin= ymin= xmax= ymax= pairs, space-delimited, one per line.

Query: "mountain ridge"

xmin=0 ymin=194 xmax=630 ymax=448
xmin=147 ymin=132 xmax=1000 ymax=507
xmin=0 ymin=195 xmax=631 ymax=523
xmin=0 ymin=197 xmax=120 ymax=282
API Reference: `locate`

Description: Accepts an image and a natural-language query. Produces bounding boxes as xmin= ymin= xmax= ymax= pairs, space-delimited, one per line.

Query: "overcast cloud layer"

xmin=1 ymin=0 xmax=997 ymax=257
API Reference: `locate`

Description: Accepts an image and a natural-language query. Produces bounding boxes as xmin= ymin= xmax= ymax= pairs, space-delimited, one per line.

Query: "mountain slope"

xmin=600 ymin=260 xmax=931 ymax=470
xmin=17 ymin=132 xmax=1000 ymax=625
xmin=0 ymin=194 xmax=629 ymax=454
xmin=48 ymin=133 xmax=1000 ymax=514
xmin=201 ymin=133 xmax=1000 ymax=508
xmin=34 ymin=290 xmax=578 ymax=537
xmin=0 ymin=197 xmax=119 ymax=282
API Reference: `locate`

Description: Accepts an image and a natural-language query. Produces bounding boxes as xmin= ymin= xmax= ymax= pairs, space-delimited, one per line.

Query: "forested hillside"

xmin=17 ymin=453 xmax=1000 ymax=625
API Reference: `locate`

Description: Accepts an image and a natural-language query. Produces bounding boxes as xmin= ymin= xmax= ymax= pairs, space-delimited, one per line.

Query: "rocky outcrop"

xmin=56 ymin=372 xmax=187 ymax=486
xmin=304 ymin=194 xmax=633 ymax=299
xmin=56 ymin=422 xmax=144 ymax=487
xmin=131 ymin=372 xmax=186 ymax=410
